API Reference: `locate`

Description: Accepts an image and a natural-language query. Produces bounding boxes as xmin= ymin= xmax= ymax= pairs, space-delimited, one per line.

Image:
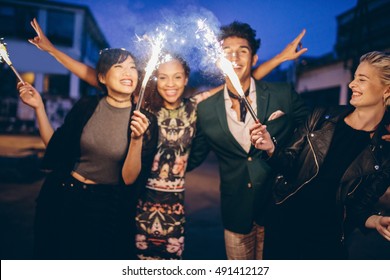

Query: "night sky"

xmin=52 ymin=0 xmax=356 ymax=60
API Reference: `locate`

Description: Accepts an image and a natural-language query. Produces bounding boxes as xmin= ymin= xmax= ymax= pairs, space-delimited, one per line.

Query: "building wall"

xmin=296 ymin=61 xmax=351 ymax=105
xmin=0 ymin=0 xmax=109 ymax=133
xmin=296 ymin=0 xmax=389 ymax=108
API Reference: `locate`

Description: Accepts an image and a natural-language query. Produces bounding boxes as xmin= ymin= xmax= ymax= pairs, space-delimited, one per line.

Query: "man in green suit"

xmin=187 ymin=21 xmax=309 ymax=259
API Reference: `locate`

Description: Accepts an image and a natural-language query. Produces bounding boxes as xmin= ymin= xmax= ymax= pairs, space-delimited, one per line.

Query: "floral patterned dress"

xmin=135 ymin=98 xmax=197 ymax=259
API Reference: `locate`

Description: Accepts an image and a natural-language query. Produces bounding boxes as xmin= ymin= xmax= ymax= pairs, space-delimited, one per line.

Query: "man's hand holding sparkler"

xmin=249 ymin=122 xmax=275 ymax=156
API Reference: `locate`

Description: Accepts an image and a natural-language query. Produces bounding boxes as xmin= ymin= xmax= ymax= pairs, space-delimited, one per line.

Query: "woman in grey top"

xmin=18 ymin=48 xmax=158 ymax=259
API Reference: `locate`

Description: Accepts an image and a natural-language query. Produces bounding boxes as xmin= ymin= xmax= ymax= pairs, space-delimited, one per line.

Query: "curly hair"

xmin=144 ymin=52 xmax=190 ymax=113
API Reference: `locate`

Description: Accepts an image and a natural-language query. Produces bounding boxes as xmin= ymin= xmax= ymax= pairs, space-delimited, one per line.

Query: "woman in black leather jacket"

xmin=249 ymin=51 xmax=390 ymax=259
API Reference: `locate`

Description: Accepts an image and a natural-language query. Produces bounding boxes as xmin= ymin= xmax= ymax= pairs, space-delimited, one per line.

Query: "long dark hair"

xmin=96 ymin=48 xmax=138 ymax=95
xmin=144 ymin=51 xmax=190 ymax=113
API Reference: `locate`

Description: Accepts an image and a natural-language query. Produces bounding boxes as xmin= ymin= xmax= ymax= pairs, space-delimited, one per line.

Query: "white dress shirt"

xmin=224 ymin=78 xmax=257 ymax=153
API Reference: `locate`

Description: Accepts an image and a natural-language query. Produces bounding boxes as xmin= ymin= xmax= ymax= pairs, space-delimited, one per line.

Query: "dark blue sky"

xmin=54 ymin=0 xmax=357 ymax=62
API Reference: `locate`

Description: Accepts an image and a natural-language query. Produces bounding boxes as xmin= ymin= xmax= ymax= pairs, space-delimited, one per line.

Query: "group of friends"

xmin=16 ymin=17 xmax=390 ymax=260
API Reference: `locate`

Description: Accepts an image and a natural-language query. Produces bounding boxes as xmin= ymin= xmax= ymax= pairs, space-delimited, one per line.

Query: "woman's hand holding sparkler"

xmin=17 ymin=82 xmax=44 ymax=110
xmin=17 ymin=82 xmax=54 ymax=146
xmin=249 ymin=122 xmax=275 ymax=156
xmin=130 ymin=110 xmax=150 ymax=140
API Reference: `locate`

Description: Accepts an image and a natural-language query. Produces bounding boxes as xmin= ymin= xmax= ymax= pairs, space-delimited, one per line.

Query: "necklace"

xmin=106 ymin=94 xmax=131 ymax=103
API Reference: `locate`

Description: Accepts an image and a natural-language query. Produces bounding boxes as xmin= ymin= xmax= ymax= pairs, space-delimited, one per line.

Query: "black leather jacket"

xmin=268 ymin=106 xmax=390 ymax=233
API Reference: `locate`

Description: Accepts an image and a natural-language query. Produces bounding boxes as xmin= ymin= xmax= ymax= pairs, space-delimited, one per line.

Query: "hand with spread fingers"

xmin=277 ymin=29 xmax=308 ymax=62
xmin=28 ymin=18 xmax=56 ymax=53
xmin=252 ymin=29 xmax=308 ymax=81
xmin=249 ymin=122 xmax=275 ymax=155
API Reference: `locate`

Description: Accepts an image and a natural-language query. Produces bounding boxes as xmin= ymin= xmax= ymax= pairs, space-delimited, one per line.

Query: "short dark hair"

xmin=218 ymin=21 xmax=261 ymax=55
xmin=96 ymin=48 xmax=137 ymax=94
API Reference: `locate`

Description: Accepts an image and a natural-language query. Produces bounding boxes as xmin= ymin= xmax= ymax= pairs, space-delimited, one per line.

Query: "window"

xmin=44 ymin=74 xmax=70 ymax=97
xmin=46 ymin=10 xmax=75 ymax=47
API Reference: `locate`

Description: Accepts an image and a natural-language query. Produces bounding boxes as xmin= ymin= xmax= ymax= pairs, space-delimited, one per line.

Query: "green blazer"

xmin=188 ymin=80 xmax=309 ymax=234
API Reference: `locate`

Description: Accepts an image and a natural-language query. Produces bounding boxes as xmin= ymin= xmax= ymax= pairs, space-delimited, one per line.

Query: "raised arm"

xmin=252 ymin=29 xmax=308 ymax=80
xmin=29 ymin=18 xmax=98 ymax=88
xmin=194 ymin=30 xmax=308 ymax=103
xmin=17 ymin=82 xmax=53 ymax=146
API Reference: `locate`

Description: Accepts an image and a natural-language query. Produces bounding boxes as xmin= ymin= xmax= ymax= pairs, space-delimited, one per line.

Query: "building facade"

xmin=0 ymin=0 xmax=109 ymax=132
xmin=295 ymin=0 xmax=390 ymax=109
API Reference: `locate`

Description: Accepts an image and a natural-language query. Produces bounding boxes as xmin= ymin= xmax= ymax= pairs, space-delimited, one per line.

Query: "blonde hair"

xmin=360 ymin=51 xmax=390 ymax=86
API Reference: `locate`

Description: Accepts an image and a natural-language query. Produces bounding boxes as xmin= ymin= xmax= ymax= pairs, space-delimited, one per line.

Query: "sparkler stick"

xmin=219 ymin=57 xmax=258 ymax=122
xmin=196 ymin=20 xmax=259 ymax=123
xmin=135 ymin=33 xmax=165 ymax=111
xmin=0 ymin=38 xmax=25 ymax=84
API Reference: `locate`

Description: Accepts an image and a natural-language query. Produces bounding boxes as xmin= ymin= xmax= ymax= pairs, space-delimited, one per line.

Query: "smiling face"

xmin=349 ymin=61 xmax=388 ymax=109
xmin=156 ymin=59 xmax=188 ymax=109
xmin=98 ymin=56 xmax=138 ymax=98
xmin=222 ymin=36 xmax=258 ymax=87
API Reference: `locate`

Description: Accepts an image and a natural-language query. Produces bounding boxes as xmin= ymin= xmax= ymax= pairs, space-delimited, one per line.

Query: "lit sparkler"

xmin=195 ymin=19 xmax=223 ymax=64
xmin=219 ymin=57 xmax=258 ymax=122
xmin=135 ymin=32 xmax=165 ymax=111
xmin=196 ymin=19 xmax=258 ymax=122
xmin=0 ymin=38 xmax=25 ymax=84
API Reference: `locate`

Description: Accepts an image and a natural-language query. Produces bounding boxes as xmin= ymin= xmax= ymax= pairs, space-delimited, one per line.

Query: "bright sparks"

xmin=135 ymin=31 xmax=165 ymax=110
xmin=195 ymin=19 xmax=243 ymax=96
xmin=196 ymin=19 xmax=257 ymax=122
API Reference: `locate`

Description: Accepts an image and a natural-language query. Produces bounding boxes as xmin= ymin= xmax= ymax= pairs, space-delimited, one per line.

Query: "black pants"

xmin=34 ymin=174 xmax=136 ymax=260
xmin=347 ymin=228 xmax=390 ymax=260
xmin=263 ymin=200 xmax=346 ymax=260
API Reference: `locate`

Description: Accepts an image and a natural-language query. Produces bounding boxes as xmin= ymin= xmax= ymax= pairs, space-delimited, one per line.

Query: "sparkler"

xmin=0 ymin=38 xmax=25 ymax=84
xmin=135 ymin=32 xmax=165 ymax=111
xmin=196 ymin=19 xmax=258 ymax=122
xmin=219 ymin=57 xmax=258 ymax=122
